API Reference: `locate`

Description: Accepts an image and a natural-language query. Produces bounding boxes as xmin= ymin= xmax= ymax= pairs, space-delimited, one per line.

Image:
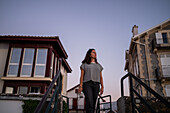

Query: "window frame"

xmin=21 ymin=48 xmax=35 ymax=77
xmin=4 ymin=44 xmax=54 ymax=78
xmin=34 ymin=48 xmax=48 ymax=77
xmin=156 ymin=30 xmax=170 ymax=44
xmin=162 ymin=32 xmax=168 ymax=43
xmin=165 ymin=85 xmax=170 ymax=97
xmin=7 ymin=48 xmax=22 ymax=77
xmin=5 ymin=86 xmax=14 ymax=94
xmin=159 ymin=53 xmax=170 ymax=77
xmin=17 ymin=86 xmax=28 ymax=94
xmin=51 ymin=50 xmax=59 ymax=79
xmin=29 ymin=86 xmax=41 ymax=94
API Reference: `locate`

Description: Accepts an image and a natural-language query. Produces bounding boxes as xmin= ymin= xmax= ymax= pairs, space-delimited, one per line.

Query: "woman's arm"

xmin=78 ymin=69 xmax=84 ymax=94
xmin=100 ymin=71 xmax=104 ymax=95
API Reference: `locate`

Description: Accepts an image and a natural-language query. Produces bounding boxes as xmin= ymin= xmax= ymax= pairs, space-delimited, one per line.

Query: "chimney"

xmin=132 ymin=25 xmax=138 ymax=37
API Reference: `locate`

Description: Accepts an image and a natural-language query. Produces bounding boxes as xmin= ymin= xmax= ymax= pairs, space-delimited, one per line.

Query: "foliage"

xmin=63 ymin=100 xmax=68 ymax=113
xmin=22 ymin=99 xmax=40 ymax=113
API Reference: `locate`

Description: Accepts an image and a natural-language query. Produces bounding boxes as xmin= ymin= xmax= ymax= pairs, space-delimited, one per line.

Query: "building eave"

xmin=67 ymin=84 xmax=79 ymax=92
xmin=129 ymin=18 xmax=170 ymax=54
xmin=0 ymin=35 xmax=68 ymax=59
xmin=132 ymin=18 xmax=170 ymax=41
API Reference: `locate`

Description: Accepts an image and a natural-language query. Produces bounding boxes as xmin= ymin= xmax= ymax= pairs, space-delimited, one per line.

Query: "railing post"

xmin=129 ymin=74 xmax=135 ymax=113
xmin=98 ymin=98 xmax=100 ymax=113
xmin=67 ymin=97 xmax=69 ymax=113
xmin=121 ymin=74 xmax=129 ymax=97
xmin=109 ymin=95 xmax=112 ymax=112
xmin=121 ymin=78 xmax=124 ymax=97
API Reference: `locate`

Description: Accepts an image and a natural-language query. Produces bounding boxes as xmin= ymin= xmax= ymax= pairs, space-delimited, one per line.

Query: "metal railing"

xmin=97 ymin=95 xmax=113 ymax=113
xmin=34 ymin=59 xmax=69 ymax=113
xmin=121 ymin=72 xmax=170 ymax=113
xmin=34 ymin=70 xmax=62 ymax=113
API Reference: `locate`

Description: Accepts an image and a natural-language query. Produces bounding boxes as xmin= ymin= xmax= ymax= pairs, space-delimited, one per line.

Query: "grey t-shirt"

xmin=80 ymin=63 xmax=103 ymax=83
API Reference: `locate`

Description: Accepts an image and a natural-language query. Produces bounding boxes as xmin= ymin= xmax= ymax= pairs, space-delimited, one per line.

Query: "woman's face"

xmin=90 ymin=50 xmax=96 ymax=59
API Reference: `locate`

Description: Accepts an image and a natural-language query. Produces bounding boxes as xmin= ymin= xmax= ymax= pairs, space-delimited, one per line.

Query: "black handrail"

xmin=45 ymin=72 xmax=62 ymax=113
xmin=34 ymin=59 xmax=62 ymax=113
xmin=34 ymin=70 xmax=61 ymax=113
xmin=97 ymin=95 xmax=113 ymax=112
xmin=121 ymin=72 xmax=170 ymax=113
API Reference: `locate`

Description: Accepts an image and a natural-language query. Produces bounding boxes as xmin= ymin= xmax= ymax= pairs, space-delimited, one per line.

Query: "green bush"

xmin=63 ymin=100 xmax=68 ymax=113
xmin=22 ymin=99 xmax=40 ymax=113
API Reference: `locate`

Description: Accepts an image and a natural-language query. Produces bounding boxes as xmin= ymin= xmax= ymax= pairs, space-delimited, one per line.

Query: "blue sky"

xmin=0 ymin=0 xmax=170 ymax=101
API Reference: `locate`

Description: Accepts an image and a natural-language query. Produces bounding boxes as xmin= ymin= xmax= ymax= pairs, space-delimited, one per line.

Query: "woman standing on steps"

xmin=78 ymin=48 xmax=104 ymax=113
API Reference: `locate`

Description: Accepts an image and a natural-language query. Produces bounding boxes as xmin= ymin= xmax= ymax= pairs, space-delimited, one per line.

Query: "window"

xmin=58 ymin=58 xmax=60 ymax=71
xmin=50 ymin=52 xmax=54 ymax=78
xmin=35 ymin=49 xmax=47 ymax=77
xmin=5 ymin=87 xmax=14 ymax=94
xmin=155 ymin=32 xmax=169 ymax=44
xmin=54 ymin=57 xmax=58 ymax=77
xmin=30 ymin=87 xmax=40 ymax=94
xmin=18 ymin=87 xmax=28 ymax=94
xmin=21 ymin=48 xmax=35 ymax=77
xmin=6 ymin=47 xmax=50 ymax=77
xmin=162 ymin=33 xmax=168 ymax=43
xmin=165 ymin=85 xmax=170 ymax=97
xmin=133 ymin=57 xmax=139 ymax=76
xmin=7 ymin=48 xmax=22 ymax=76
xmin=160 ymin=54 xmax=170 ymax=77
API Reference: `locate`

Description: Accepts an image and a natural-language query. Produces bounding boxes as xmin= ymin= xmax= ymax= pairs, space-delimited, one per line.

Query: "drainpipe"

xmin=132 ymin=40 xmax=151 ymax=97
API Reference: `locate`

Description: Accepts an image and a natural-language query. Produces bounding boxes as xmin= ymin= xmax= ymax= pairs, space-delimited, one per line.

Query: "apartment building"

xmin=125 ymin=19 xmax=170 ymax=97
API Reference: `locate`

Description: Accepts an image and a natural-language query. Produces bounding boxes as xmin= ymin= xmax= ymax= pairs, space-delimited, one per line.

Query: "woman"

xmin=78 ymin=49 xmax=104 ymax=113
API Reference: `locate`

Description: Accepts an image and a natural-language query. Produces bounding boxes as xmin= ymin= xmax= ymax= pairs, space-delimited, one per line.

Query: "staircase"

xmin=34 ymin=59 xmax=69 ymax=113
xmin=118 ymin=72 xmax=170 ymax=113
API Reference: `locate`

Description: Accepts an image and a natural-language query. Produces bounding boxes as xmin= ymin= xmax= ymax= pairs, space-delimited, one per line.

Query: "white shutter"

xmin=162 ymin=66 xmax=170 ymax=77
xmin=165 ymin=85 xmax=170 ymax=97
xmin=5 ymin=87 xmax=13 ymax=94
xmin=155 ymin=32 xmax=163 ymax=44
xmin=160 ymin=54 xmax=170 ymax=77
xmin=18 ymin=87 xmax=28 ymax=94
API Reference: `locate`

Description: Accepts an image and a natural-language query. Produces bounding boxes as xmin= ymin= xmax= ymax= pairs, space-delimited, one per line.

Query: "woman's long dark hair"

xmin=82 ymin=49 xmax=98 ymax=64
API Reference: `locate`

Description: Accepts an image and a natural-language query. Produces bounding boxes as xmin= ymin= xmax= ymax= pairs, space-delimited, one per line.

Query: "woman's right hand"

xmin=78 ymin=87 xmax=83 ymax=94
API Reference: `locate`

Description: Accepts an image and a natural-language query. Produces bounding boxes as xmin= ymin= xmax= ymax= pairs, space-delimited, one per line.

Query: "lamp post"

xmin=132 ymin=40 xmax=151 ymax=97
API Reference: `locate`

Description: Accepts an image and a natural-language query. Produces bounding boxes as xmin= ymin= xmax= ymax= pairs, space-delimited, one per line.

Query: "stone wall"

xmin=117 ymin=96 xmax=170 ymax=113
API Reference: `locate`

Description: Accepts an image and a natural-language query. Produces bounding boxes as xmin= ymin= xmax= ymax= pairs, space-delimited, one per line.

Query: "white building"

xmin=0 ymin=35 xmax=72 ymax=113
xmin=67 ymin=84 xmax=85 ymax=113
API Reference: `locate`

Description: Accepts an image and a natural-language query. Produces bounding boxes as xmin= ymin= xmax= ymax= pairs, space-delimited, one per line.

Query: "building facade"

xmin=67 ymin=84 xmax=85 ymax=113
xmin=125 ymin=19 xmax=170 ymax=97
xmin=0 ymin=35 xmax=72 ymax=96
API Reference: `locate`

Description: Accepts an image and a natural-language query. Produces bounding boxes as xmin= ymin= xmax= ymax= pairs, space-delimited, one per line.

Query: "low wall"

xmin=117 ymin=96 xmax=170 ymax=113
xmin=0 ymin=94 xmax=44 ymax=113
xmin=0 ymin=100 xmax=23 ymax=113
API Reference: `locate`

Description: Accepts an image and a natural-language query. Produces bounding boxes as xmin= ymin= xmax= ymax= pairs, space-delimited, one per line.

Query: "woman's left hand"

xmin=100 ymin=86 xmax=104 ymax=95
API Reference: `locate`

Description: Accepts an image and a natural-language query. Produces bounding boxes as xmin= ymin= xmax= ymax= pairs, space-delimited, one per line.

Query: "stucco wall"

xmin=0 ymin=42 xmax=9 ymax=93
xmin=0 ymin=100 xmax=23 ymax=113
xmin=61 ymin=65 xmax=68 ymax=96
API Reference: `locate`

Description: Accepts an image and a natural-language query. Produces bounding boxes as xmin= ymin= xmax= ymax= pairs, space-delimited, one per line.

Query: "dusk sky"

xmin=0 ymin=0 xmax=170 ymax=101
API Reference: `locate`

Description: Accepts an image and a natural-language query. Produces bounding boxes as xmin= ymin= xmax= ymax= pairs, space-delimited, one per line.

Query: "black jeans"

xmin=83 ymin=80 xmax=100 ymax=113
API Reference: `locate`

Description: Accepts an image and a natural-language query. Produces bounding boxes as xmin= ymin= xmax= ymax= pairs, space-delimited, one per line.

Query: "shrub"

xmin=22 ymin=99 xmax=40 ymax=113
